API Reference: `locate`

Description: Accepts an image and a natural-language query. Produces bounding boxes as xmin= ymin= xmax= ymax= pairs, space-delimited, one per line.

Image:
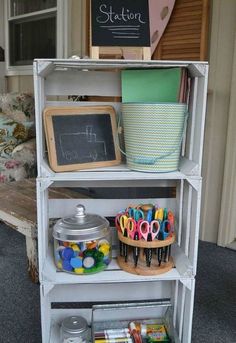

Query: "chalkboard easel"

xmin=43 ymin=106 xmax=121 ymax=172
xmin=90 ymin=0 xmax=152 ymax=60
xmin=90 ymin=0 xmax=177 ymax=60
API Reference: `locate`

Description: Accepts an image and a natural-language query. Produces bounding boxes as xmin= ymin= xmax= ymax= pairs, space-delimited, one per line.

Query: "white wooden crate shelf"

xmin=41 ymin=244 xmax=192 ymax=286
xmin=34 ymin=59 xmax=208 ymax=343
xmin=34 ymin=59 xmax=208 ymax=180
xmin=39 ymin=160 xmax=201 ymax=183
xmin=35 ymin=58 xmax=208 ymax=77
xmin=41 ymin=279 xmax=194 ymax=343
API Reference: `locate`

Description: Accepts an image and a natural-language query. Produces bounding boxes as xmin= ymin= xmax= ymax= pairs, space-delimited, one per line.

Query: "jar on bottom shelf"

xmin=53 ymin=204 xmax=112 ymax=275
xmin=60 ymin=316 xmax=90 ymax=343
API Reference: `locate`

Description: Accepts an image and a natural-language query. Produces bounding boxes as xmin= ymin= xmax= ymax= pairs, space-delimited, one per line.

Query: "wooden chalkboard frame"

xmin=43 ymin=106 xmax=121 ymax=172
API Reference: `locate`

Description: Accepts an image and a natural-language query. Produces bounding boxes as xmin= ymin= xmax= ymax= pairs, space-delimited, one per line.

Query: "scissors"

xmin=155 ymin=208 xmax=164 ymax=221
xmin=138 ymin=220 xmax=160 ymax=267
xmin=128 ymin=207 xmax=144 ymax=221
xmin=126 ymin=218 xmax=142 ymax=240
xmin=115 ymin=213 xmax=129 ymax=261
xmin=138 ymin=220 xmax=160 ymax=241
xmin=145 ymin=209 xmax=153 ymax=222
xmin=115 ymin=213 xmax=128 ymax=232
xmin=126 ymin=218 xmax=142 ymax=267
xmin=139 ymin=204 xmax=155 ymax=222
xmin=158 ymin=219 xmax=172 ymax=240
xmin=167 ymin=210 xmax=175 ymax=231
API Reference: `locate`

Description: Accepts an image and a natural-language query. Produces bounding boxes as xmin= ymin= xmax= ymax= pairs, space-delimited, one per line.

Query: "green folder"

xmin=121 ymin=68 xmax=182 ymax=103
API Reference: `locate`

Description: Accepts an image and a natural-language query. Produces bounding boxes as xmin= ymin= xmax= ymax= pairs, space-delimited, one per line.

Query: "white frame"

xmin=4 ymin=0 xmax=70 ymax=76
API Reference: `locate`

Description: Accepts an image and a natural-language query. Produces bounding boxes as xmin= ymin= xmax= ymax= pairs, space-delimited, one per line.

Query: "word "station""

xmin=96 ymin=4 xmax=146 ymax=24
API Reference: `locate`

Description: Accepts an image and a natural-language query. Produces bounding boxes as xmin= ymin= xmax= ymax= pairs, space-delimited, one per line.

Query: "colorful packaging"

xmin=141 ymin=324 xmax=170 ymax=342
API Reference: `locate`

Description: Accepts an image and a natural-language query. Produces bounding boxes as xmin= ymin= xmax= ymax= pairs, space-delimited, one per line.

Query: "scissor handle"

xmin=115 ymin=213 xmax=122 ymax=231
xmin=136 ymin=210 xmax=144 ymax=221
xmin=155 ymin=208 xmax=164 ymax=221
xmin=128 ymin=208 xmax=144 ymax=221
xmin=146 ymin=209 xmax=153 ymax=222
xmin=150 ymin=220 xmax=160 ymax=240
xmin=126 ymin=218 xmax=136 ymax=239
xmin=119 ymin=215 xmax=129 ymax=234
xmin=159 ymin=219 xmax=171 ymax=240
xmin=167 ymin=211 xmax=175 ymax=230
xmin=163 ymin=208 xmax=168 ymax=220
xmin=138 ymin=220 xmax=150 ymax=240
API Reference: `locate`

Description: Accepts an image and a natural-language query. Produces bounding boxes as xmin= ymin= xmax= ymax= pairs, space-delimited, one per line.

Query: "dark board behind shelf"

xmin=43 ymin=106 xmax=121 ymax=172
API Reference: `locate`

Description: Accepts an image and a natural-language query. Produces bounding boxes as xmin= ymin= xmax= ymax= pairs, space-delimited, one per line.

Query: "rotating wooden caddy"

xmin=117 ymin=231 xmax=175 ymax=276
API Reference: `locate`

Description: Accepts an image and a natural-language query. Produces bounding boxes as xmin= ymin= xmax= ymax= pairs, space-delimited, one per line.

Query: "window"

xmin=5 ymin=0 xmax=69 ymax=75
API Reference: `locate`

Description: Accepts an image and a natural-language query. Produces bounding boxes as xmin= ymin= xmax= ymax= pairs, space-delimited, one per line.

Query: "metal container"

xmin=53 ymin=204 xmax=111 ymax=274
xmin=60 ymin=315 xmax=90 ymax=343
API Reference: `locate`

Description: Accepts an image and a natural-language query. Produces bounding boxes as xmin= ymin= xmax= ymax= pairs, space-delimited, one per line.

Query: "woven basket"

xmin=122 ymin=103 xmax=187 ymax=172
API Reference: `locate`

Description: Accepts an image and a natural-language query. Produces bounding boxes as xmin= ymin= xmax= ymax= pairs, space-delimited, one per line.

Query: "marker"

xmin=94 ymin=339 xmax=132 ymax=343
xmin=94 ymin=328 xmax=130 ymax=338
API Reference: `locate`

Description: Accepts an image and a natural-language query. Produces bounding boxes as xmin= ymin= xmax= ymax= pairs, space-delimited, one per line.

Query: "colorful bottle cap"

xmin=62 ymin=260 xmax=74 ymax=272
xmin=70 ymin=257 xmax=83 ymax=269
xmin=62 ymin=247 xmax=74 ymax=260
xmin=83 ymin=256 xmax=95 ymax=269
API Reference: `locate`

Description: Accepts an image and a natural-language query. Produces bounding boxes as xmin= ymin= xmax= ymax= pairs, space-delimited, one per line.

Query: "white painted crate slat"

xmin=42 ymin=245 xmax=187 ymax=285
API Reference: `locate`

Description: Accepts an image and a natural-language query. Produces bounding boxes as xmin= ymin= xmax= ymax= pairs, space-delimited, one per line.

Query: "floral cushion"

xmin=0 ymin=157 xmax=36 ymax=183
xmin=0 ymin=92 xmax=35 ymax=122
xmin=0 ymin=113 xmax=35 ymax=158
xmin=12 ymin=138 xmax=36 ymax=164
xmin=0 ymin=92 xmax=36 ymax=182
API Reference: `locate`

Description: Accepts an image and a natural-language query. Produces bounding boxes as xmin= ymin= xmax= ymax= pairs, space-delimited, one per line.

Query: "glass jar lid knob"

xmin=75 ymin=204 xmax=86 ymax=218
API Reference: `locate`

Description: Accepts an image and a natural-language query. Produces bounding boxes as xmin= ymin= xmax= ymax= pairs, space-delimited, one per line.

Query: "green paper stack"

xmin=121 ymin=68 xmax=182 ymax=103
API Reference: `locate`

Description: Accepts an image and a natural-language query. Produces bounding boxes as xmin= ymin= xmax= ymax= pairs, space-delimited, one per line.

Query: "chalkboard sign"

xmin=91 ymin=0 xmax=150 ymax=47
xmin=43 ymin=106 xmax=121 ymax=172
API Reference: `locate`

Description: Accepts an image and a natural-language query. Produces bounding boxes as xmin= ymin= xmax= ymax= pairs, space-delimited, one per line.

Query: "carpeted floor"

xmin=0 ymin=223 xmax=235 ymax=343
xmin=192 ymin=241 xmax=236 ymax=343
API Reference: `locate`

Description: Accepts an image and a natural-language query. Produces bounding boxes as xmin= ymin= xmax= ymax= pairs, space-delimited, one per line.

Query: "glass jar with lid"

xmin=53 ymin=204 xmax=112 ymax=274
xmin=60 ymin=315 xmax=90 ymax=343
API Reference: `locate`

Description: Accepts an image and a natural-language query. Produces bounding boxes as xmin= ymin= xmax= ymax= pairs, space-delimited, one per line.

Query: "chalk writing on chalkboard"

xmin=59 ymin=126 xmax=107 ymax=163
xmin=43 ymin=106 xmax=121 ymax=172
xmin=53 ymin=114 xmax=114 ymax=165
xmin=92 ymin=0 xmax=150 ymax=47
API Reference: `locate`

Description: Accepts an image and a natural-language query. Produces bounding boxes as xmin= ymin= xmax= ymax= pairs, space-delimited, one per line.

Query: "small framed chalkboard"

xmin=91 ymin=0 xmax=150 ymax=47
xmin=43 ymin=106 xmax=121 ymax=172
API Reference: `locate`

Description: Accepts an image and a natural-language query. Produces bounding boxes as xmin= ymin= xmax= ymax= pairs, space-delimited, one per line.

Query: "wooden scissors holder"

xmin=117 ymin=231 xmax=175 ymax=276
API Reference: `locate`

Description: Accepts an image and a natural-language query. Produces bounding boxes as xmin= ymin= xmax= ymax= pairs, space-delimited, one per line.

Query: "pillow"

xmin=0 ymin=92 xmax=35 ymax=122
xmin=0 ymin=113 xmax=35 ymax=158
xmin=12 ymin=138 xmax=36 ymax=164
